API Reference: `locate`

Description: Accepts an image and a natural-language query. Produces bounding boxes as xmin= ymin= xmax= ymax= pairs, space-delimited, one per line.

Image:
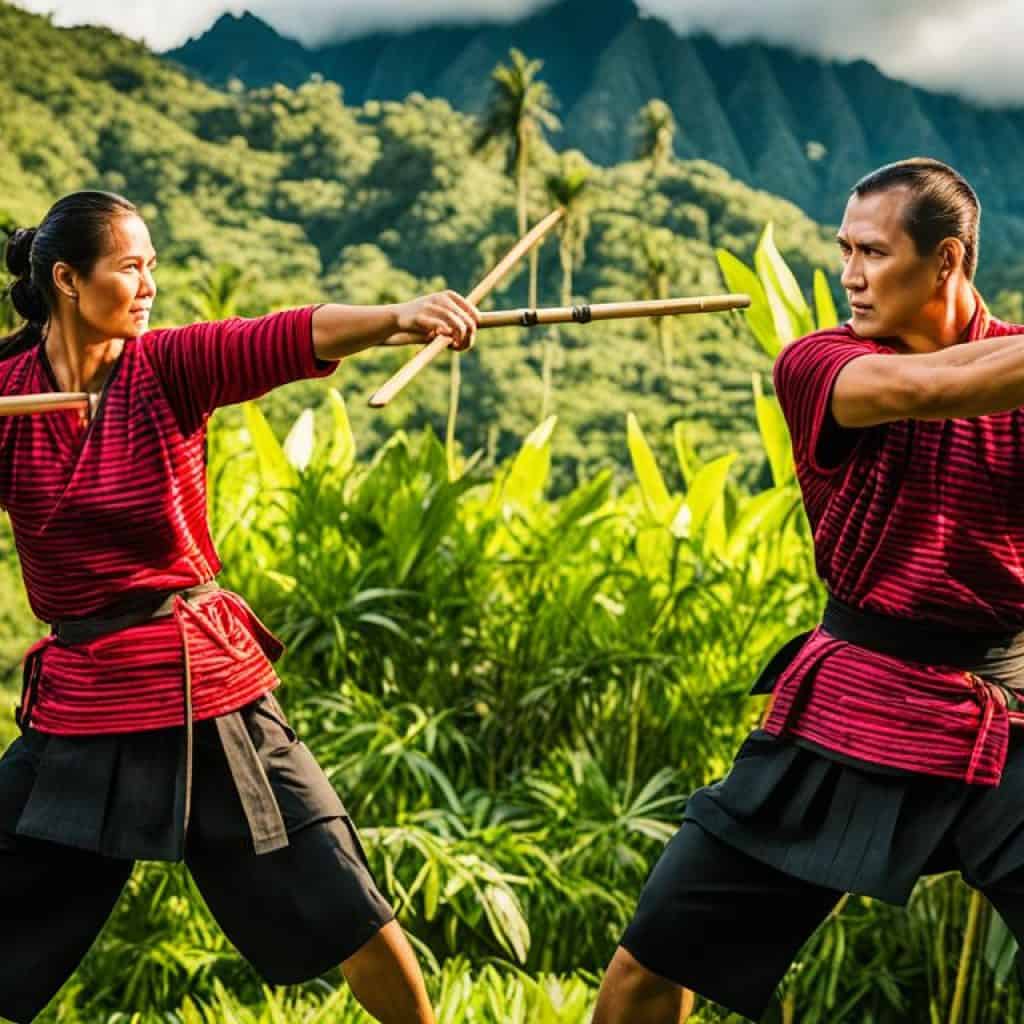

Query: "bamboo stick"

xmin=0 ymin=392 xmax=90 ymax=417
xmin=368 ymin=208 xmax=565 ymax=408
xmin=476 ymin=294 xmax=750 ymax=329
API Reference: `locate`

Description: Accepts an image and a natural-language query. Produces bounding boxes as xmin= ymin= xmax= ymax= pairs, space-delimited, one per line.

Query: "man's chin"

xmin=849 ymin=309 xmax=883 ymax=336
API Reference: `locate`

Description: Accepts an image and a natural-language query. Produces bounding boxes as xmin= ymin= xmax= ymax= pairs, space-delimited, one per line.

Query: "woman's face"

xmin=62 ymin=214 xmax=157 ymax=338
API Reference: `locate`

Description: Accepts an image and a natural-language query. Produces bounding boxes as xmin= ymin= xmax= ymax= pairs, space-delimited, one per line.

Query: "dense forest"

xmin=171 ymin=0 xmax=1024 ymax=259
xmin=0 ymin=0 xmax=846 ymax=490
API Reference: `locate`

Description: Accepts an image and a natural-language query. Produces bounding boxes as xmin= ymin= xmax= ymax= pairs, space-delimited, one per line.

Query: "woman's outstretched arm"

xmin=312 ymin=291 xmax=479 ymax=361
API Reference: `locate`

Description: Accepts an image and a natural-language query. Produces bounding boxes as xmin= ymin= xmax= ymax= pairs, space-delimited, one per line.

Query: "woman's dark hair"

xmin=3 ymin=190 xmax=138 ymax=357
xmin=852 ymin=158 xmax=980 ymax=280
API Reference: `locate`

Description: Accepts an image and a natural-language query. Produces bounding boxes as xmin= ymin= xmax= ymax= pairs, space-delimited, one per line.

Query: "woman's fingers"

xmin=396 ymin=291 xmax=480 ymax=350
xmin=428 ymin=292 xmax=479 ymax=351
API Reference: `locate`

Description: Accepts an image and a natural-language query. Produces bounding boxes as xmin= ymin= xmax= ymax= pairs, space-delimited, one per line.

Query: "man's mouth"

xmin=850 ymin=302 xmax=873 ymax=314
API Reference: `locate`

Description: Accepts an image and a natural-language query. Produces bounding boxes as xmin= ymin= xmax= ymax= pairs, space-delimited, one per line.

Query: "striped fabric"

xmin=768 ymin=300 xmax=1024 ymax=784
xmin=0 ymin=307 xmax=337 ymax=734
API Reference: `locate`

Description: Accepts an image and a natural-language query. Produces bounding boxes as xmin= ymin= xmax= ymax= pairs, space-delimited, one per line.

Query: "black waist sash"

xmin=18 ymin=581 xmax=289 ymax=857
xmin=753 ymin=595 xmax=1024 ymax=696
xmin=51 ymin=581 xmax=221 ymax=645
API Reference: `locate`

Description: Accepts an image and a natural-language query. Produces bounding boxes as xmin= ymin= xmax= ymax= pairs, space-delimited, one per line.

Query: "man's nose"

xmin=841 ymin=256 xmax=865 ymax=291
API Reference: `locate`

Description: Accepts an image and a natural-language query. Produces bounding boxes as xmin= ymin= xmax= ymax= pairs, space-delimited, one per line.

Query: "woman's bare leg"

xmin=340 ymin=920 xmax=435 ymax=1024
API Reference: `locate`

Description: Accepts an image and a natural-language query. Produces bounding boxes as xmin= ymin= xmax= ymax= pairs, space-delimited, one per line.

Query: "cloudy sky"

xmin=13 ymin=0 xmax=1024 ymax=106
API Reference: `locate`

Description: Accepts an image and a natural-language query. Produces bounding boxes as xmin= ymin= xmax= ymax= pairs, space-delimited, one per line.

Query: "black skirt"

xmin=0 ymin=692 xmax=395 ymax=1024
xmin=0 ymin=690 xmax=347 ymax=861
xmin=685 ymin=728 xmax=1024 ymax=905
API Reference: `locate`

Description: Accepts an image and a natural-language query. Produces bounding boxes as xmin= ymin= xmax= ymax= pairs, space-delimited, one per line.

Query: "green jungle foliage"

xmin=169 ymin=0 xmax=1024 ymax=273
xmin=2 ymin=0 xmax=845 ymax=493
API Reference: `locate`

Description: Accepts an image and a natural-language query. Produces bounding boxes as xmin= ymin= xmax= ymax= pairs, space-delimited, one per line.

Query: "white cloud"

xmin=248 ymin=0 xmax=555 ymax=45
xmin=10 ymin=0 xmax=1024 ymax=106
xmin=637 ymin=0 xmax=1024 ymax=106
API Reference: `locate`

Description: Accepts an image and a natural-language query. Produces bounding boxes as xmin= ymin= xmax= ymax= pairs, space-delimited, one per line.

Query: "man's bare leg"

xmin=592 ymin=946 xmax=695 ymax=1024
xmin=340 ymin=920 xmax=435 ymax=1024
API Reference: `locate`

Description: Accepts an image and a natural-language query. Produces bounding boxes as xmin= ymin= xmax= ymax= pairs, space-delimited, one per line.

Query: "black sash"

xmin=752 ymin=595 xmax=1024 ymax=696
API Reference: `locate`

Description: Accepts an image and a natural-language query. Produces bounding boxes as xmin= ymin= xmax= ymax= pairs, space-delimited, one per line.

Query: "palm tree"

xmin=545 ymin=151 xmax=592 ymax=307
xmin=635 ymin=99 xmax=678 ymax=180
xmin=540 ymin=152 xmax=592 ymax=417
xmin=634 ymin=226 xmax=682 ymax=369
xmin=475 ymin=49 xmax=561 ymax=309
xmin=189 ymin=263 xmax=246 ymax=321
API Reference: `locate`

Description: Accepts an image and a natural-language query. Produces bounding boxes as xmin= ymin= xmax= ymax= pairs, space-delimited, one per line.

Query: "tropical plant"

xmin=541 ymin=150 xmax=592 ymax=417
xmin=635 ymin=99 xmax=678 ymax=180
xmin=474 ymin=48 xmax=561 ymax=310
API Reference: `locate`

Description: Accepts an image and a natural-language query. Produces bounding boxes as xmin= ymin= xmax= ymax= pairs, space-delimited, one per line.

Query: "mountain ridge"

xmin=167 ymin=4 xmax=1024 ymax=236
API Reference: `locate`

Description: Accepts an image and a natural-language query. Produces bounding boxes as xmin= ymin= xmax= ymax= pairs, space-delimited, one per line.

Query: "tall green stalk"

xmin=950 ymin=890 xmax=985 ymax=1024
xmin=446 ymin=351 xmax=461 ymax=481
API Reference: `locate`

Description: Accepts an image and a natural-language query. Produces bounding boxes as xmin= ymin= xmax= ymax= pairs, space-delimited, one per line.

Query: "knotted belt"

xmin=753 ymin=595 xmax=1024 ymax=785
xmin=18 ymin=582 xmax=288 ymax=856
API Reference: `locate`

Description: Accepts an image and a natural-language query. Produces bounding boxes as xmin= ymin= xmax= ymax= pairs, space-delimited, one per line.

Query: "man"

xmin=592 ymin=158 xmax=1024 ymax=1023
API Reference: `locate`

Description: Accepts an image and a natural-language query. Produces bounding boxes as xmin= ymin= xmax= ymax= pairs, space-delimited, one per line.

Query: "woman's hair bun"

xmin=9 ymin=278 xmax=47 ymax=323
xmin=5 ymin=227 xmax=37 ymax=279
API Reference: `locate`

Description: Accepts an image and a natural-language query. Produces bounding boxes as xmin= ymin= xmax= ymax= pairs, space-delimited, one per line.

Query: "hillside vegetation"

xmin=170 ymin=0 xmax=1024 ymax=280
xmin=4 ymin=0 xmax=843 ymax=488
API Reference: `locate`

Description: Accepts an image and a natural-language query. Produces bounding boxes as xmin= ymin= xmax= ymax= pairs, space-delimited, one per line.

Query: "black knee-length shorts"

xmin=0 ymin=693 xmax=394 ymax=1024
xmin=621 ymin=730 xmax=1024 ymax=1022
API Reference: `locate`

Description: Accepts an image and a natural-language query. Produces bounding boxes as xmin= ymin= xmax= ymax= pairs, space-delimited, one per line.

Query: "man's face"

xmin=837 ymin=187 xmax=941 ymax=340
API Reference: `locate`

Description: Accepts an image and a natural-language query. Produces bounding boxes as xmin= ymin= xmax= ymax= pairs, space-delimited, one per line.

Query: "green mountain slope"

xmin=168 ymin=1 xmax=1024 ymax=246
xmin=0 ymin=1 xmax=885 ymax=493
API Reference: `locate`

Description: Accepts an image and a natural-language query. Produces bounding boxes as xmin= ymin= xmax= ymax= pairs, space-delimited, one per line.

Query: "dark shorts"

xmin=620 ymin=730 xmax=1024 ymax=1021
xmin=0 ymin=695 xmax=394 ymax=1024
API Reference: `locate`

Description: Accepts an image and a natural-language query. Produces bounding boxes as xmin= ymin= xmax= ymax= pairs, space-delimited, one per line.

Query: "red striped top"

xmin=0 ymin=306 xmax=337 ymax=734
xmin=767 ymin=300 xmax=1024 ymax=784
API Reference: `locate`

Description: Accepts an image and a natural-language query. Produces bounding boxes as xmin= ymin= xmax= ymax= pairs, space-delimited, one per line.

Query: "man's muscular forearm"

xmin=913 ymin=333 xmax=1024 ymax=419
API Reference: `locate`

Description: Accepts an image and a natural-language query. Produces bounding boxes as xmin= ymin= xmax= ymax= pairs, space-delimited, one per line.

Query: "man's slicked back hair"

xmin=852 ymin=158 xmax=980 ymax=280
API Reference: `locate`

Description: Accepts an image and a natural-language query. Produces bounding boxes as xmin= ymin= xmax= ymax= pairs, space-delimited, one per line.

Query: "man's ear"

xmin=937 ymin=238 xmax=964 ymax=284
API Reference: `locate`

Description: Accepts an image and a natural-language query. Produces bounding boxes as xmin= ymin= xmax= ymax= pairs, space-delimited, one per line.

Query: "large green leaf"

xmin=242 ymin=402 xmax=295 ymax=489
xmin=324 ymin=387 xmax=356 ymax=475
xmin=814 ymin=268 xmax=840 ymax=329
xmin=716 ymin=248 xmax=780 ymax=357
xmin=502 ymin=415 xmax=557 ymax=509
xmin=685 ymin=453 xmax=737 ymax=537
xmin=726 ymin=486 xmax=800 ymax=561
xmin=627 ymin=413 xmax=675 ymax=524
xmin=985 ymin=911 xmax=1019 ymax=986
xmin=753 ymin=374 xmax=794 ymax=486
xmin=672 ymin=421 xmax=703 ymax=488
xmin=755 ymin=223 xmax=814 ymax=345
xmin=282 ymin=409 xmax=315 ymax=471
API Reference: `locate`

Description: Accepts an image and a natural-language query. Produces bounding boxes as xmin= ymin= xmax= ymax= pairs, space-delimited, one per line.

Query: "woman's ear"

xmin=52 ymin=261 xmax=78 ymax=303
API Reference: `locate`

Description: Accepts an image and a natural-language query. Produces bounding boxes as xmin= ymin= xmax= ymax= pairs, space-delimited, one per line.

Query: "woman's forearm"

xmin=311 ymin=304 xmax=402 ymax=361
xmin=311 ymin=292 xmax=479 ymax=361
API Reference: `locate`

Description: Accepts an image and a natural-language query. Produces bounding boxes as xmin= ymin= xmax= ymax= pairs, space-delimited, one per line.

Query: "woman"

xmin=0 ymin=189 xmax=478 ymax=1024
